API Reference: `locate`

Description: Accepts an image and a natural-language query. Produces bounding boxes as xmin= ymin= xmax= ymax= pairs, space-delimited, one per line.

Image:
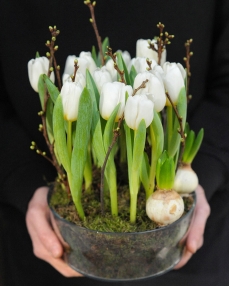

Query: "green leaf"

xmin=53 ymin=95 xmax=71 ymax=174
xmin=86 ymin=69 xmax=100 ymax=108
xmin=124 ymin=122 xmax=133 ymax=183
xmin=168 ymin=87 xmax=187 ymax=157
xmin=103 ymin=104 xmax=120 ymax=154
xmin=187 ymin=128 xmax=204 ymax=163
xmin=71 ymin=88 xmax=93 ymax=195
xmin=46 ymin=97 xmax=54 ymax=144
xmin=156 ymin=151 xmax=175 ymax=190
xmin=91 ymin=45 xmax=98 ymax=66
xmin=116 ymin=52 xmax=130 ymax=85
xmin=132 ymin=120 xmax=146 ymax=174
xmin=43 ymin=74 xmax=59 ymax=103
xmin=140 ymin=152 xmax=150 ymax=191
xmin=38 ymin=74 xmax=46 ymax=110
xmin=86 ymin=70 xmax=106 ymax=167
xmin=129 ymin=65 xmax=137 ymax=87
xmin=182 ymin=130 xmax=195 ymax=162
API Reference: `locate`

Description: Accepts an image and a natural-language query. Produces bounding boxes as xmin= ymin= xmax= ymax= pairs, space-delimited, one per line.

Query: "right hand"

xmin=26 ymin=186 xmax=82 ymax=277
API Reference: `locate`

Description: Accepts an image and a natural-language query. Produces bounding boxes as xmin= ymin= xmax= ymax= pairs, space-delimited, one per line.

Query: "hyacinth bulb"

xmin=28 ymin=57 xmax=55 ymax=92
xmin=173 ymin=165 xmax=199 ymax=194
xmin=124 ymin=94 xmax=154 ymax=130
xmin=146 ymin=189 xmax=184 ymax=226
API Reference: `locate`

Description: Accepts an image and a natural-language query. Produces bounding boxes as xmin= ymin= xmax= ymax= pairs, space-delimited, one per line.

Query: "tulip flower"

xmin=63 ymin=71 xmax=86 ymax=88
xmin=99 ymin=82 xmax=133 ymax=121
xmin=163 ymin=62 xmax=185 ymax=104
xmin=133 ymin=71 xmax=166 ymax=112
xmin=136 ymin=39 xmax=166 ymax=65
xmin=128 ymin=57 xmax=157 ymax=74
xmin=60 ymin=81 xmax=83 ymax=122
xmin=28 ymin=56 xmax=54 ymax=92
xmin=124 ymin=94 xmax=154 ymax=130
xmin=93 ymin=67 xmax=112 ymax=93
xmin=78 ymin=51 xmax=97 ymax=76
xmin=105 ymin=59 xmax=117 ymax=81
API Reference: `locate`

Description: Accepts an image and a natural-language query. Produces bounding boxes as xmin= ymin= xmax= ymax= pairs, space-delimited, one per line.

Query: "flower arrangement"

xmin=28 ymin=0 xmax=203 ymax=230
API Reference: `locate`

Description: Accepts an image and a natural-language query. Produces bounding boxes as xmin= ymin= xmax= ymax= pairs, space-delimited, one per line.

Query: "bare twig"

xmin=84 ymin=0 xmax=104 ymax=65
xmin=166 ymin=92 xmax=186 ymax=168
xmin=106 ymin=47 xmax=126 ymax=84
xmin=183 ymin=39 xmax=193 ymax=102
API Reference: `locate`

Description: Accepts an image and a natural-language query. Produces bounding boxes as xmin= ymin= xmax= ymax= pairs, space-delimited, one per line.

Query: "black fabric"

xmin=0 ymin=0 xmax=229 ymax=285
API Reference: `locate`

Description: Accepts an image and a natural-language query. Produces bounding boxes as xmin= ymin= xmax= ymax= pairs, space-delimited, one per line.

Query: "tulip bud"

xmin=93 ymin=67 xmax=112 ymax=93
xmin=60 ymin=81 xmax=83 ymax=122
xmin=62 ymin=55 xmax=77 ymax=82
xmin=99 ymin=82 xmax=133 ymax=121
xmin=78 ymin=51 xmax=97 ymax=76
xmin=124 ymin=94 xmax=154 ymax=130
xmin=163 ymin=62 xmax=185 ymax=104
xmin=105 ymin=59 xmax=117 ymax=81
xmin=62 ymin=71 xmax=86 ymax=88
xmin=136 ymin=39 xmax=166 ymax=65
xmin=133 ymin=71 xmax=166 ymax=112
xmin=28 ymin=57 xmax=55 ymax=92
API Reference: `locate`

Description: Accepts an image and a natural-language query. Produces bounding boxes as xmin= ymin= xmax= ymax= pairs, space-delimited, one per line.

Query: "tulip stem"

xmin=67 ymin=121 xmax=72 ymax=158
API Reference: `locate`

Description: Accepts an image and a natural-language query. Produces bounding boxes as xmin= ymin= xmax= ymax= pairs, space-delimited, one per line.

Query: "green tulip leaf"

xmin=186 ymin=128 xmax=204 ymax=164
xmin=86 ymin=69 xmax=100 ymax=108
xmin=129 ymin=65 xmax=137 ymax=87
xmin=43 ymin=74 xmax=59 ymax=103
xmin=132 ymin=120 xmax=146 ymax=175
xmin=140 ymin=152 xmax=150 ymax=192
xmin=91 ymin=45 xmax=98 ymax=66
xmin=116 ymin=52 xmax=130 ymax=85
xmin=156 ymin=151 xmax=175 ymax=190
xmin=103 ymin=104 xmax=120 ymax=154
xmin=71 ymin=88 xmax=93 ymax=204
xmin=53 ymin=95 xmax=71 ymax=174
xmin=182 ymin=129 xmax=195 ymax=162
xmin=38 ymin=74 xmax=46 ymax=110
xmin=46 ymin=97 xmax=54 ymax=144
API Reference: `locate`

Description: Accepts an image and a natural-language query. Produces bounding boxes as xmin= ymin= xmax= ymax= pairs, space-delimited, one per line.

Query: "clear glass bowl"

xmin=49 ymin=191 xmax=196 ymax=282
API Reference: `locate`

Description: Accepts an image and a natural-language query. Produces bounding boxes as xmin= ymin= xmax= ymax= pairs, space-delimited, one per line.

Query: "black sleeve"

xmin=190 ymin=0 xmax=229 ymax=200
xmin=0 ymin=73 xmax=56 ymax=214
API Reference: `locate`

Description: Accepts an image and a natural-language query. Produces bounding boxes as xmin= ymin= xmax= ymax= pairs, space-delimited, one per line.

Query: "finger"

xmin=174 ymin=248 xmax=193 ymax=269
xmin=186 ymin=186 xmax=210 ymax=253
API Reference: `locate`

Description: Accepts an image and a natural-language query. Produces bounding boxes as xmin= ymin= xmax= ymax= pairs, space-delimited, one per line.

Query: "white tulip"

xmin=60 ymin=81 xmax=83 ymax=122
xmin=163 ymin=62 xmax=185 ymax=104
xmin=78 ymin=51 xmax=97 ymax=76
xmin=99 ymin=82 xmax=133 ymax=121
xmin=116 ymin=50 xmax=131 ymax=67
xmin=62 ymin=55 xmax=77 ymax=82
xmin=28 ymin=57 xmax=54 ymax=92
xmin=105 ymin=59 xmax=117 ymax=81
xmin=62 ymin=72 xmax=86 ymax=88
xmin=128 ymin=57 xmax=157 ymax=74
xmin=124 ymin=94 xmax=154 ymax=130
xmin=93 ymin=67 xmax=112 ymax=93
xmin=136 ymin=39 xmax=166 ymax=65
xmin=133 ymin=71 xmax=166 ymax=112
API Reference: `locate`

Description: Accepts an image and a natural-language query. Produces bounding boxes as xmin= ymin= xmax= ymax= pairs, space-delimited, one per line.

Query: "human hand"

xmin=26 ymin=186 xmax=82 ymax=277
xmin=174 ymin=184 xmax=210 ymax=269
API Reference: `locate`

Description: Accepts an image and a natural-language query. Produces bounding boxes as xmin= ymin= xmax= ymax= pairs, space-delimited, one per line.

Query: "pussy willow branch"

xmin=166 ymin=92 xmax=186 ymax=169
xmin=148 ymin=22 xmax=174 ymax=65
xmin=40 ymin=92 xmax=70 ymax=193
xmin=85 ymin=0 xmax=105 ymax=66
xmin=46 ymin=26 xmax=62 ymax=91
xmin=183 ymin=39 xmax=193 ymax=102
xmin=106 ymin=47 xmax=126 ymax=84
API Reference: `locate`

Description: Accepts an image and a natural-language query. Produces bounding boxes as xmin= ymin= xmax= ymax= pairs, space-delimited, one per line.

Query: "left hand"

xmin=174 ymin=184 xmax=210 ymax=269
